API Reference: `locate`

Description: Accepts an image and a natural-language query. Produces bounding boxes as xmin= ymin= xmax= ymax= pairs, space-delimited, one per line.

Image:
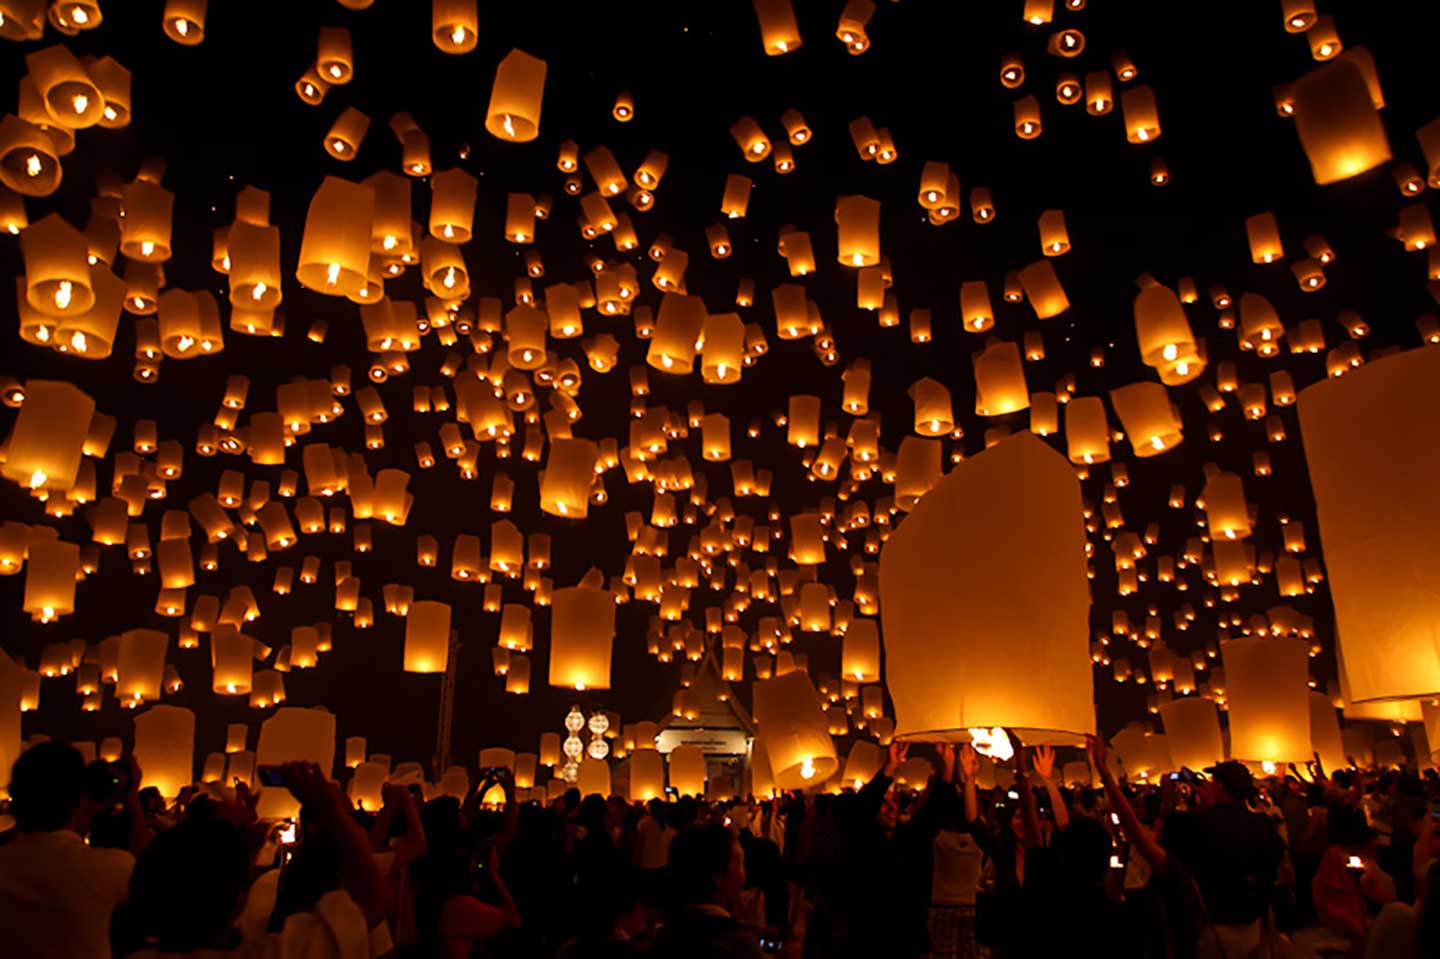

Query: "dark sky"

xmin=3 ymin=0 xmax=1438 ymax=774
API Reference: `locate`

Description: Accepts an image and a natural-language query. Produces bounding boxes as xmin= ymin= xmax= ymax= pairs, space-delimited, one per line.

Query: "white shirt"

xmin=0 ymin=829 xmax=135 ymax=959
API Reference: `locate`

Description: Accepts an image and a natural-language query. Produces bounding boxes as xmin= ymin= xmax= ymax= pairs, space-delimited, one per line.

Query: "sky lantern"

xmin=548 ymin=584 xmax=614 ymax=690
xmin=297 ymin=176 xmax=374 ymax=297
xmin=880 ymin=433 xmax=1093 ymax=745
xmin=753 ymin=671 xmax=837 ymax=788
xmin=1223 ymin=636 xmax=1312 ymax=764
xmin=835 ymin=195 xmax=881 ymax=267
xmin=1293 ymin=54 xmax=1391 ymax=184
xmin=2 ymin=379 xmax=93 ymax=491
xmin=1109 ymin=382 xmax=1183 ymax=456
xmin=753 ymin=0 xmax=802 ymax=55
xmin=1299 ymin=347 xmax=1440 ymax=702
xmin=1158 ymin=696 xmax=1221 ymax=772
xmin=404 ymin=600 xmax=451 ymax=673
xmin=132 ymin=704 xmax=194 ymax=800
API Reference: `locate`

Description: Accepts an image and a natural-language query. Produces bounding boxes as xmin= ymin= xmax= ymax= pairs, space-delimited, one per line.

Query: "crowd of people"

xmin=2 ymin=733 xmax=1439 ymax=959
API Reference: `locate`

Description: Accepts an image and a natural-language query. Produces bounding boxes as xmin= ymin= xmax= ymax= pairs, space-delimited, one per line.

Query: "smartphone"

xmin=276 ymin=820 xmax=297 ymax=845
xmin=664 ymin=786 xmax=677 ymax=797
xmin=257 ymin=765 xmax=286 ymax=787
xmin=1169 ymin=772 xmax=1181 ymax=781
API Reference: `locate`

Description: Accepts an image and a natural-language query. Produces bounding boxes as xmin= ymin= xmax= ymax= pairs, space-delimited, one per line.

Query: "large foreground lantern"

xmin=1309 ymin=691 xmax=1347 ymax=774
xmin=1223 ymin=636 xmax=1312 ymax=764
xmin=753 ymin=671 xmax=838 ymax=789
xmin=548 ymin=584 xmax=614 ymax=690
xmin=1298 ymin=348 xmax=1440 ymax=702
xmin=255 ymin=706 xmax=337 ymax=819
xmin=1158 ymin=696 xmax=1222 ymax=772
xmin=132 ymin=704 xmax=194 ymax=800
xmin=880 ymin=432 xmax=1093 ymax=744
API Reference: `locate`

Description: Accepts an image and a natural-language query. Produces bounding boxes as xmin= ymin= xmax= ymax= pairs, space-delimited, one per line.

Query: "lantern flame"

xmin=325 ymin=262 xmax=341 ymax=286
xmin=141 ymin=240 xmax=155 ymax=256
xmin=800 ymin=757 xmax=816 ymax=780
xmin=174 ymin=17 xmax=189 ymax=35
xmin=28 ymin=469 xmax=47 ymax=488
xmin=72 ymin=94 xmax=89 ymax=114
xmin=25 ymin=154 xmax=42 ymax=177
xmin=968 ymin=727 xmax=1015 ymax=761
xmin=70 ymin=331 xmax=87 ymax=352
xmin=54 ymin=280 xmax=73 ymax=310
xmin=251 ymin=282 xmax=267 ymax=301
xmin=502 ymin=114 xmax=516 ymax=138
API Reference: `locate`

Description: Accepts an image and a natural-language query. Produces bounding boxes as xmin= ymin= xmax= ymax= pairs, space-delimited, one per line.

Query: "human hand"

xmin=938 ymin=744 xmax=957 ymax=782
xmin=1033 ymin=745 xmax=1056 ymax=782
xmin=382 ymin=783 xmax=408 ymax=808
xmin=884 ymin=741 xmax=909 ymax=777
xmin=959 ymin=743 xmax=980 ymax=781
xmin=1086 ymin=734 xmax=1107 ymax=773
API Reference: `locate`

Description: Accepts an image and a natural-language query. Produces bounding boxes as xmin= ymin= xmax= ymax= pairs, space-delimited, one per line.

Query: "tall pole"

xmin=434 ymin=629 xmax=460 ymax=775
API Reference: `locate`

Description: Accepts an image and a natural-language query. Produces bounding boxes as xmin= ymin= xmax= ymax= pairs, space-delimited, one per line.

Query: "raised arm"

xmin=1087 ymin=735 xmax=1168 ymax=875
xmin=959 ymin=743 xmax=982 ymax=825
xmin=1032 ymin=745 xmax=1069 ymax=831
xmin=1007 ymin=731 xmax=1042 ymax=849
xmin=282 ymin=761 xmax=394 ymax=929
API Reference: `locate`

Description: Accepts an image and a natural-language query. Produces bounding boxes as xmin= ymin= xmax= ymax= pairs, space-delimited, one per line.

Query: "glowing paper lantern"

xmin=576 ymin=757 xmax=609 ymax=797
xmin=753 ymin=0 xmax=802 ymax=55
xmin=1309 ymin=691 xmax=1347 ymax=774
xmin=485 ymin=49 xmax=546 ymax=142
xmin=132 ymin=704 xmax=194 ymax=800
xmin=117 ymin=628 xmax=168 ymax=703
xmin=629 ymin=748 xmax=664 ymax=801
xmin=254 ymin=707 xmax=336 ymax=819
xmin=668 ymin=744 xmax=706 ymax=797
xmin=880 ymin=433 xmax=1093 ymax=744
xmin=404 ymin=600 xmax=451 ymax=673
xmin=1109 ymin=382 xmax=1182 ymax=456
xmin=972 ymin=340 xmax=1030 ymax=416
xmin=1158 ymin=697 xmax=1222 ymax=772
xmin=2 ymin=379 xmax=93 ymax=491
xmin=1298 ymin=348 xmax=1440 ymax=702
xmin=1293 ymin=55 xmax=1391 ymax=184
xmin=548 ymin=585 xmax=614 ymax=690
xmin=296 ymin=177 xmax=374 ymax=297
xmin=540 ymin=438 xmax=597 ymax=518
xmin=842 ymin=618 xmax=880 ymax=682
xmin=1223 ymin=637 xmax=1311 ymax=764
xmin=835 ymin=195 xmax=880 ymax=267
xmin=753 ymin=671 xmax=838 ymax=788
